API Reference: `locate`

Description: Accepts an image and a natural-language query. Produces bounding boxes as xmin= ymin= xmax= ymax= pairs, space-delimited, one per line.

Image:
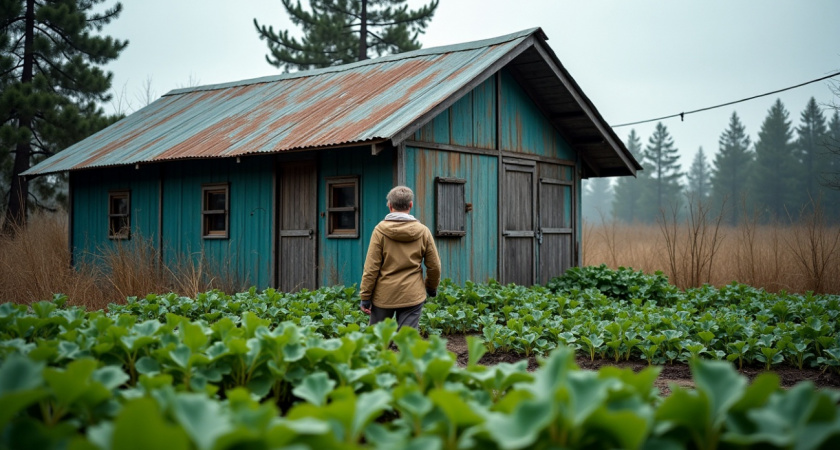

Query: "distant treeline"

xmin=585 ymin=97 xmax=840 ymax=224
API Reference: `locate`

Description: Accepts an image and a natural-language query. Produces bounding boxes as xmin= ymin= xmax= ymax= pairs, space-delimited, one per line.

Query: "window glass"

xmin=202 ymin=184 xmax=229 ymax=238
xmin=331 ymin=185 xmax=356 ymax=208
xmin=207 ymin=191 xmax=226 ymax=211
xmin=326 ymin=176 xmax=359 ymax=238
xmin=108 ymin=191 xmax=130 ymax=239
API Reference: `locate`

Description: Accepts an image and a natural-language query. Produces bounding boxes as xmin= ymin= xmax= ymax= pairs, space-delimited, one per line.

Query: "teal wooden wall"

xmin=499 ymin=70 xmax=576 ymax=161
xmin=413 ymin=77 xmax=496 ymax=148
xmin=161 ymin=157 xmax=274 ymax=288
xmin=71 ymin=166 xmax=160 ymax=265
xmin=405 ymin=148 xmax=499 ymax=284
xmin=318 ymin=147 xmax=395 ymax=287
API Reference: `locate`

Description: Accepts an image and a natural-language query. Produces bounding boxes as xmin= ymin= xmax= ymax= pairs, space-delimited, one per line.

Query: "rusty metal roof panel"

xmin=25 ymin=29 xmax=536 ymax=176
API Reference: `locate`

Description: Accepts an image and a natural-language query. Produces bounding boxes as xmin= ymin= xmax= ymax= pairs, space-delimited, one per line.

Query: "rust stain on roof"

xmin=24 ymin=28 xmax=547 ymax=175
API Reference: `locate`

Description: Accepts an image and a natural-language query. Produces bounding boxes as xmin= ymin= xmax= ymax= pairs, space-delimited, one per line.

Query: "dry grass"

xmin=584 ymin=215 xmax=840 ymax=294
xmin=2 ymin=208 xmax=837 ymax=309
xmin=0 ymin=212 xmax=248 ymax=308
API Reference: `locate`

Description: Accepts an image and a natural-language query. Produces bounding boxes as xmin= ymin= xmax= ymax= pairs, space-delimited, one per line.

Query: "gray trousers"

xmin=369 ymin=301 xmax=424 ymax=329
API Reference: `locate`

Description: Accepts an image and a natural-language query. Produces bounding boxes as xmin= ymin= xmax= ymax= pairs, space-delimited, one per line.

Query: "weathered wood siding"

xmin=318 ymin=147 xmax=395 ymax=287
xmin=405 ymin=147 xmax=499 ymax=284
xmin=161 ymin=157 xmax=274 ymax=288
xmin=412 ymin=77 xmax=496 ymax=148
xmin=70 ymin=166 xmax=160 ymax=265
xmin=499 ymin=70 xmax=576 ymax=161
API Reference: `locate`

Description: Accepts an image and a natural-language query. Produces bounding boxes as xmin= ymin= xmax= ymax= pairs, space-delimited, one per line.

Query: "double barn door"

xmin=502 ymin=159 xmax=575 ymax=286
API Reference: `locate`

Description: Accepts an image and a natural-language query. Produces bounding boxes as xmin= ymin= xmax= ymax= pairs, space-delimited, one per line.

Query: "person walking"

xmin=359 ymin=186 xmax=440 ymax=329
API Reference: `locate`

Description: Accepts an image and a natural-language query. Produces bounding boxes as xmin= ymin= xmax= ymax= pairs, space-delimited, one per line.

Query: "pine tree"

xmin=612 ymin=129 xmax=645 ymax=223
xmin=794 ymin=97 xmax=828 ymax=210
xmin=582 ymin=177 xmax=612 ymax=223
xmin=825 ymin=110 xmax=840 ymax=190
xmin=685 ymin=146 xmax=711 ymax=203
xmin=821 ymin=110 xmax=840 ymax=222
xmin=1 ymin=0 xmax=127 ymax=233
xmin=255 ymin=0 xmax=438 ymax=71
xmin=711 ymin=112 xmax=753 ymax=225
xmin=640 ymin=122 xmax=682 ymax=220
xmin=749 ymin=99 xmax=797 ymax=221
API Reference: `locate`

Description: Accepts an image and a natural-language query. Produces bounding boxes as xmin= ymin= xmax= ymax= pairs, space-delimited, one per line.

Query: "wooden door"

xmin=501 ymin=160 xmax=536 ymax=286
xmin=537 ymin=174 xmax=574 ymax=284
xmin=277 ymin=161 xmax=318 ymax=292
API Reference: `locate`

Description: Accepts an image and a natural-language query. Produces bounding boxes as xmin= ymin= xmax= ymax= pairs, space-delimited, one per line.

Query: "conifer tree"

xmin=794 ymin=97 xmax=828 ymax=210
xmin=749 ymin=99 xmax=797 ymax=221
xmin=612 ymin=129 xmax=645 ymax=223
xmin=640 ymin=122 xmax=682 ymax=220
xmin=686 ymin=146 xmax=711 ymax=202
xmin=822 ymin=110 xmax=840 ymax=222
xmin=825 ymin=110 xmax=840 ymax=191
xmin=582 ymin=177 xmax=612 ymax=223
xmin=255 ymin=0 xmax=438 ymax=71
xmin=0 ymin=0 xmax=127 ymax=233
xmin=711 ymin=112 xmax=753 ymax=225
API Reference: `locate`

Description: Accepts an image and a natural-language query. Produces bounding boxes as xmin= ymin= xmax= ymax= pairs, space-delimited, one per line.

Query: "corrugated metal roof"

xmin=25 ymin=29 xmax=536 ymax=176
xmin=25 ymin=27 xmax=640 ymax=178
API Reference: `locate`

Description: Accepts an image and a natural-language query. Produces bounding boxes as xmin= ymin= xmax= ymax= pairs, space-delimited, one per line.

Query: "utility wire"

xmin=612 ymin=70 xmax=840 ymax=128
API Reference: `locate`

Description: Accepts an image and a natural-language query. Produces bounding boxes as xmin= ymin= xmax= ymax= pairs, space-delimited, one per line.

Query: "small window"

xmin=435 ymin=177 xmax=466 ymax=237
xmin=326 ymin=176 xmax=359 ymax=238
xmin=202 ymin=184 xmax=229 ymax=239
xmin=108 ymin=191 xmax=131 ymax=239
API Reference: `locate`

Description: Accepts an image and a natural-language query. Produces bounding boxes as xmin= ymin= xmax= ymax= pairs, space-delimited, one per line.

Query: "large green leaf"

xmin=723 ymin=383 xmax=840 ymax=450
xmin=428 ymin=389 xmax=483 ymax=427
xmin=350 ymin=390 xmax=393 ymax=442
xmin=171 ymin=393 xmax=233 ymax=450
xmin=484 ymin=399 xmax=553 ymax=449
xmin=292 ymin=372 xmax=336 ymax=407
xmin=110 ymin=398 xmax=190 ymax=450
xmin=691 ymin=360 xmax=748 ymax=427
xmin=43 ymin=358 xmax=100 ymax=406
xmin=466 ymin=336 xmax=487 ymax=367
xmin=0 ymin=355 xmax=44 ymax=395
xmin=92 ymin=366 xmax=129 ymax=390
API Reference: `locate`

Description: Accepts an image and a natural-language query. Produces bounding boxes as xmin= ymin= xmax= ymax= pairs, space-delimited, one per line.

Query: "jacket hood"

xmin=376 ymin=220 xmax=425 ymax=242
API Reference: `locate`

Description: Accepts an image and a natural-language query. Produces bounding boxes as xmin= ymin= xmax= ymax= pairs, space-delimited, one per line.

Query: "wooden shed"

xmin=25 ymin=28 xmax=641 ymax=291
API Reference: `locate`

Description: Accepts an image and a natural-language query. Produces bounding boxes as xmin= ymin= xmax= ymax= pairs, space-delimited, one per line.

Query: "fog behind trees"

xmin=583 ymin=96 xmax=840 ymax=225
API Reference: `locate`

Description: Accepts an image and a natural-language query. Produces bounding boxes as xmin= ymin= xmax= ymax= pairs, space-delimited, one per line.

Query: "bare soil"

xmin=443 ymin=334 xmax=840 ymax=396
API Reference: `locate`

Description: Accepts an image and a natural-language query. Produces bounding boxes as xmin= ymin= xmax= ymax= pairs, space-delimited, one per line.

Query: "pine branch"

xmin=27 ymin=191 xmax=58 ymax=213
xmin=1 ymin=15 xmax=26 ymax=29
xmin=32 ymin=53 xmax=80 ymax=90
xmin=39 ymin=23 xmax=96 ymax=59
xmin=0 ymin=61 xmax=24 ymax=78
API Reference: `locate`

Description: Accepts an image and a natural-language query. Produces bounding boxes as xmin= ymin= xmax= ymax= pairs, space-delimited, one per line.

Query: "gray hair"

xmin=387 ymin=186 xmax=413 ymax=211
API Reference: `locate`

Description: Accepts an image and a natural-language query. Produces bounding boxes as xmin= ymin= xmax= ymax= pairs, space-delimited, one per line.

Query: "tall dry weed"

xmin=584 ymin=214 xmax=840 ymax=294
xmin=1 ymin=213 xmax=251 ymax=307
xmin=0 ymin=213 xmax=104 ymax=307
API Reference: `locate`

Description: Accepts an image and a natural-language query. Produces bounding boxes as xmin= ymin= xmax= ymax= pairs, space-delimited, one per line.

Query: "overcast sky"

xmin=100 ymin=0 xmax=840 ymax=172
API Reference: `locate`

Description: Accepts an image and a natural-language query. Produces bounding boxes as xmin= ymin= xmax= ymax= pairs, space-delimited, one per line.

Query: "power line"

xmin=612 ymin=70 xmax=840 ymax=128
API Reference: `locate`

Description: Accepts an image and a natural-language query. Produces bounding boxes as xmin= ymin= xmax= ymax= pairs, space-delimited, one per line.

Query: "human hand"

xmin=360 ymin=300 xmax=372 ymax=315
xmin=426 ymin=288 xmax=437 ymax=298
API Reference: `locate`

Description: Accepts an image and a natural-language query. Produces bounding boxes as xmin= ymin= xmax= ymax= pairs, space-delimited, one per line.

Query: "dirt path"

xmin=443 ymin=334 xmax=840 ymax=396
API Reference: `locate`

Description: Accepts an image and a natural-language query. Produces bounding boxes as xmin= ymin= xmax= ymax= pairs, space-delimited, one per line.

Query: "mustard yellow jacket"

xmin=359 ymin=219 xmax=441 ymax=308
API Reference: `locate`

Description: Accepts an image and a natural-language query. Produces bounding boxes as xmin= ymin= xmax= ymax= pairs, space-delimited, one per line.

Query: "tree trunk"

xmin=3 ymin=0 xmax=35 ymax=235
xmin=358 ymin=0 xmax=367 ymax=61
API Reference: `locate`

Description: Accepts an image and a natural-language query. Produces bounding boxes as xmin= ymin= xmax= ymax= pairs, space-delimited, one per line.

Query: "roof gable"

xmin=25 ymin=28 xmax=639 ymax=177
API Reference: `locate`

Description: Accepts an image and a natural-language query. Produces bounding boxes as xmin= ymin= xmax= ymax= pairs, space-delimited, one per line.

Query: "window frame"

xmin=202 ymin=183 xmax=229 ymax=239
xmin=326 ymin=176 xmax=360 ymax=239
xmin=108 ymin=190 xmax=131 ymax=240
xmin=435 ymin=176 xmax=467 ymax=237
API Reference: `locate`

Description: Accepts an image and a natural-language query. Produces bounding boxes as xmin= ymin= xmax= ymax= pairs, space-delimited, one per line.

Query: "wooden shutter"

xmin=435 ymin=177 xmax=466 ymax=237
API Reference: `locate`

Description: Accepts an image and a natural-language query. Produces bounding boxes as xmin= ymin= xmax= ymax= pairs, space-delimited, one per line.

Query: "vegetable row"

xmin=2 ymin=311 xmax=840 ymax=450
